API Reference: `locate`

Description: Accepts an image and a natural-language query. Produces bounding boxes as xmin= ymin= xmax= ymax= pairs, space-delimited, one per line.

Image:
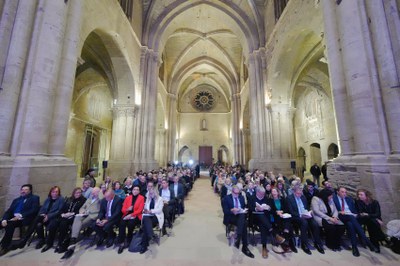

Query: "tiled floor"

xmin=1 ymin=175 xmax=399 ymax=265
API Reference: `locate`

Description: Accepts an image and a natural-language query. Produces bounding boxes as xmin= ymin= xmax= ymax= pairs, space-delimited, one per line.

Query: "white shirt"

xmin=161 ymin=188 xmax=171 ymax=202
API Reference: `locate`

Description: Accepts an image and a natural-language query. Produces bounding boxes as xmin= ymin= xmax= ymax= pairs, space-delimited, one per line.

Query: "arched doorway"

xmin=178 ymin=146 xmax=192 ymax=165
xmin=328 ymin=143 xmax=339 ymax=159
xmin=217 ymin=145 xmax=229 ymax=164
xmin=310 ymin=143 xmax=322 ymax=168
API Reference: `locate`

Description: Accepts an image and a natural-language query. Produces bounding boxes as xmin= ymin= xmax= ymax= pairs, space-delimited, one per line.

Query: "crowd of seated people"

xmin=210 ymin=164 xmax=392 ymax=259
xmin=0 ymin=166 xmax=196 ymax=258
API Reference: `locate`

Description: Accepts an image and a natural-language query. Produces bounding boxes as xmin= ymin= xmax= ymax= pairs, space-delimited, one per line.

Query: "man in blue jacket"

xmin=0 ymin=184 xmax=40 ymax=256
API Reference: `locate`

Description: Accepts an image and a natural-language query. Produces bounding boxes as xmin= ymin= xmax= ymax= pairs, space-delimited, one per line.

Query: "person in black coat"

xmin=303 ymin=180 xmax=319 ymax=206
xmin=0 ymin=184 xmax=40 ymax=256
xmin=355 ymin=189 xmax=388 ymax=252
xmin=17 ymin=186 xmax=64 ymax=252
xmin=222 ymin=185 xmax=254 ymax=258
xmin=310 ymin=163 xmax=321 ymax=187
xmin=94 ymin=189 xmax=123 ymax=248
xmin=52 ymin=188 xmax=86 ymax=253
xmin=268 ymin=188 xmax=297 ymax=253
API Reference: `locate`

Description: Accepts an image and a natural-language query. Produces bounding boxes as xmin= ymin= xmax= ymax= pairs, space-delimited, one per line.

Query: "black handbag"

xmin=128 ymin=230 xmax=144 ymax=253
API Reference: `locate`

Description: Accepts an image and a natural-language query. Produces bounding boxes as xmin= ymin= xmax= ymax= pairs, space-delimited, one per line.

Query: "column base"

xmin=328 ymin=154 xmax=400 ymax=222
xmin=0 ymin=155 xmax=76 ymax=214
xmin=248 ymin=158 xmax=294 ymax=176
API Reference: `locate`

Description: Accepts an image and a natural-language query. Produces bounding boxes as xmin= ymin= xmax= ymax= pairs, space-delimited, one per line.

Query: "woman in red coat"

xmin=117 ymin=184 xmax=144 ymax=254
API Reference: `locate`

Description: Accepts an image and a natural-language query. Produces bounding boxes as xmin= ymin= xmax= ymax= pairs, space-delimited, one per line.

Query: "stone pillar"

xmin=0 ymin=0 xmax=38 ymax=155
xmin=48 ymin=0 xmax=83 ymax=156
xmin=108 ymin=105 xmax=137 ymax=178
xmin=322 ymin=0 xmax=400 ymax=221
xmin=0 ymin=0 xmax=77 ymax=213
xmin=132 ymin=47 xmax=159 ymax=172
xmin=166 ymin=93 xmax=177 ymax=164
xmin=231 ymin=93 xmax=243 ymax=165
xmin=13 ymin=0 xmax=69 ymax=155
xmin=247 ymin=49 xmax=268 ymax=170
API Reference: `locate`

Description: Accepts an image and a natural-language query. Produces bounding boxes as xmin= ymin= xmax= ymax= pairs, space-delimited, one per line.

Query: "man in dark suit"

xmin=170 ymin=175 xmax=185 ymax=214
xmin=0 ymin=184 xmax=40 ymax=256
xmin=222 ymin=185 xmax=254 ymax=258
xmin=287 ymin=185 xmax=324 ymax=255
xmin=159 ymin=179 xmax=177 ymax=232
xmin=94 ymin=189 xmax=123 ymax=248
xmin=333 ymin=187 xmax=377 ymax=256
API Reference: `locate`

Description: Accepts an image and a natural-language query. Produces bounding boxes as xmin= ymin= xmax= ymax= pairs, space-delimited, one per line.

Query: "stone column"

xmin=12 ymin=0 xmax=69 ymax=155
xmin=231 ymin=93 xmax=242 ymax=165
xmin=48 ymin=0 xmax=83 ymax=156
xmin=0 ymin=0 xmax=77 ymax=213
xmin=322 ymin=0 xmax=400 ymax=221
xmin=132 ymin=47 xmax=159 ymax=172
xmin=108 ymin=105 xmax=137 ymax=178
xmin=166 ymin=93 xmax=177 ymax=164
xmin=247 ymin=49 xmax=268 ymax=170
xmin=0 ymin=0 xmax=38 ymax=155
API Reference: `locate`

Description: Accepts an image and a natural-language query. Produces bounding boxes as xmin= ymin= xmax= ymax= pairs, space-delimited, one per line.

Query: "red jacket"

xmin=122 ymin=194 xmax=144 ymax=220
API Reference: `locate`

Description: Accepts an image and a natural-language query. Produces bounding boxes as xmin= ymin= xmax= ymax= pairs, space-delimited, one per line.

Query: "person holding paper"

xmin=222 ymin=185 xmax=254 ymax=258
xmin=248 ymin=186 xmax=285 ymax=258
xmin=333 ymin=187 xmax=378 ymax=256
xmin=311 ymin=189 xmax=344 ymax=251
xmin=287 ymin=185 xmax=325 ymax=255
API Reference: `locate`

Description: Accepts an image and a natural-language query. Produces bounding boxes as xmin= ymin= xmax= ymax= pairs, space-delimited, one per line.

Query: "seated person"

xmin=333 ymin=186 xmax=378 ymax=256
xmin=140 ymin=181 xmax=164 ymax=254
xmin=159 ymin=179 xmax=176 ymax=232
xmin=220 ymin=177 xmax=232 ymax=203
xmin=287 ymin=185 xmax=325 ymax=255
xmin=303 ymin=180 xmax=319 ymax=206
xmin=47 ymin=187 xmax=86 ymax=253
xmin=123 ymin=178 xmax=133 ymax=196
xmin=17 ymin=186 xmax=64 ymax=251
xmin=61 ymin=187 xmax=101 ymax=260
xmin=355 ymin=189 xmax=388 ymax=253
xmin=268 ymin=188 xmax=297 ymax=253
xmin=0 ymin=184 xmax=40 ymax=256
xmin=222 ymin=185 xmax=254 ymax=258
xmin=117 ymin=185 xmax=144 ymax=254
xmin=311 ymin=189 xmax=344 ymax=251
xmin=248 ymin=186 xmax=285 ymax=258
xmin=170 ymin=175 xmax=185 ymax=215
xmin=133 ymin=174 xmax=147 ymax=196
xmin=93 ymin=189 xmax=123 ymax=248
xmin=82 ymin=179 xmax=93 ymax=199
xmin=113 ymin=181 xmax=126 ymax=200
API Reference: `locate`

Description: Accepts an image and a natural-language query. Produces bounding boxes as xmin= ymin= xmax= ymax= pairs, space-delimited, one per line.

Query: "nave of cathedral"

xmin=0 ymin=0 xmax=400 ymax=249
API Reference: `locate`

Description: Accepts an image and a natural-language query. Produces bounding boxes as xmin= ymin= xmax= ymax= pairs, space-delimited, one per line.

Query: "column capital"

xmin=112 ymin=104 xmax=138 ymax=118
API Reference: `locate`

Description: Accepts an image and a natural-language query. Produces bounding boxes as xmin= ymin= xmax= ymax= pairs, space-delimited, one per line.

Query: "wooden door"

xmin=199 ymin=146 xmax=213 ymax=168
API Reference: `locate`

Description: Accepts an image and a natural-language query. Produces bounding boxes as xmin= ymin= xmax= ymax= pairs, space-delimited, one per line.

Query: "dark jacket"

xmin=2 ymin=194 xmax=40 ymax=225
xmin=61 ymin=196 xmax=86 ymax=215
xmin=39 ymin=196 xmax=65 ymax=221
xmin=287 ymin=194 xmax=309 ymax=218
xmin=170 ymin=183 xmax=184 ymax=200
xmin=355 ymin=199 xmax=382 ymax=219
xmin=222 ymin=194 xmax=246 ymax=225
xmin=333 ymin=194 xmax=357 ymax=214
xmin=97 ymin=196 xmax=123 ymax=224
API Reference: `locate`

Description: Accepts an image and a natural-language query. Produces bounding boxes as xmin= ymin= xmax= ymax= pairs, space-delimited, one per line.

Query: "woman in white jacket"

xmin=311 ymin=189 xmax=345 ymax=251
xmin=140 ymin=181 xmax=164 ymax=254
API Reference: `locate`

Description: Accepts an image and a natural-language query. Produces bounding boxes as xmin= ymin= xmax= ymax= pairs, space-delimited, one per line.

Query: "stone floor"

xmin=1 ymin=173 xmax=399 ymax=266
